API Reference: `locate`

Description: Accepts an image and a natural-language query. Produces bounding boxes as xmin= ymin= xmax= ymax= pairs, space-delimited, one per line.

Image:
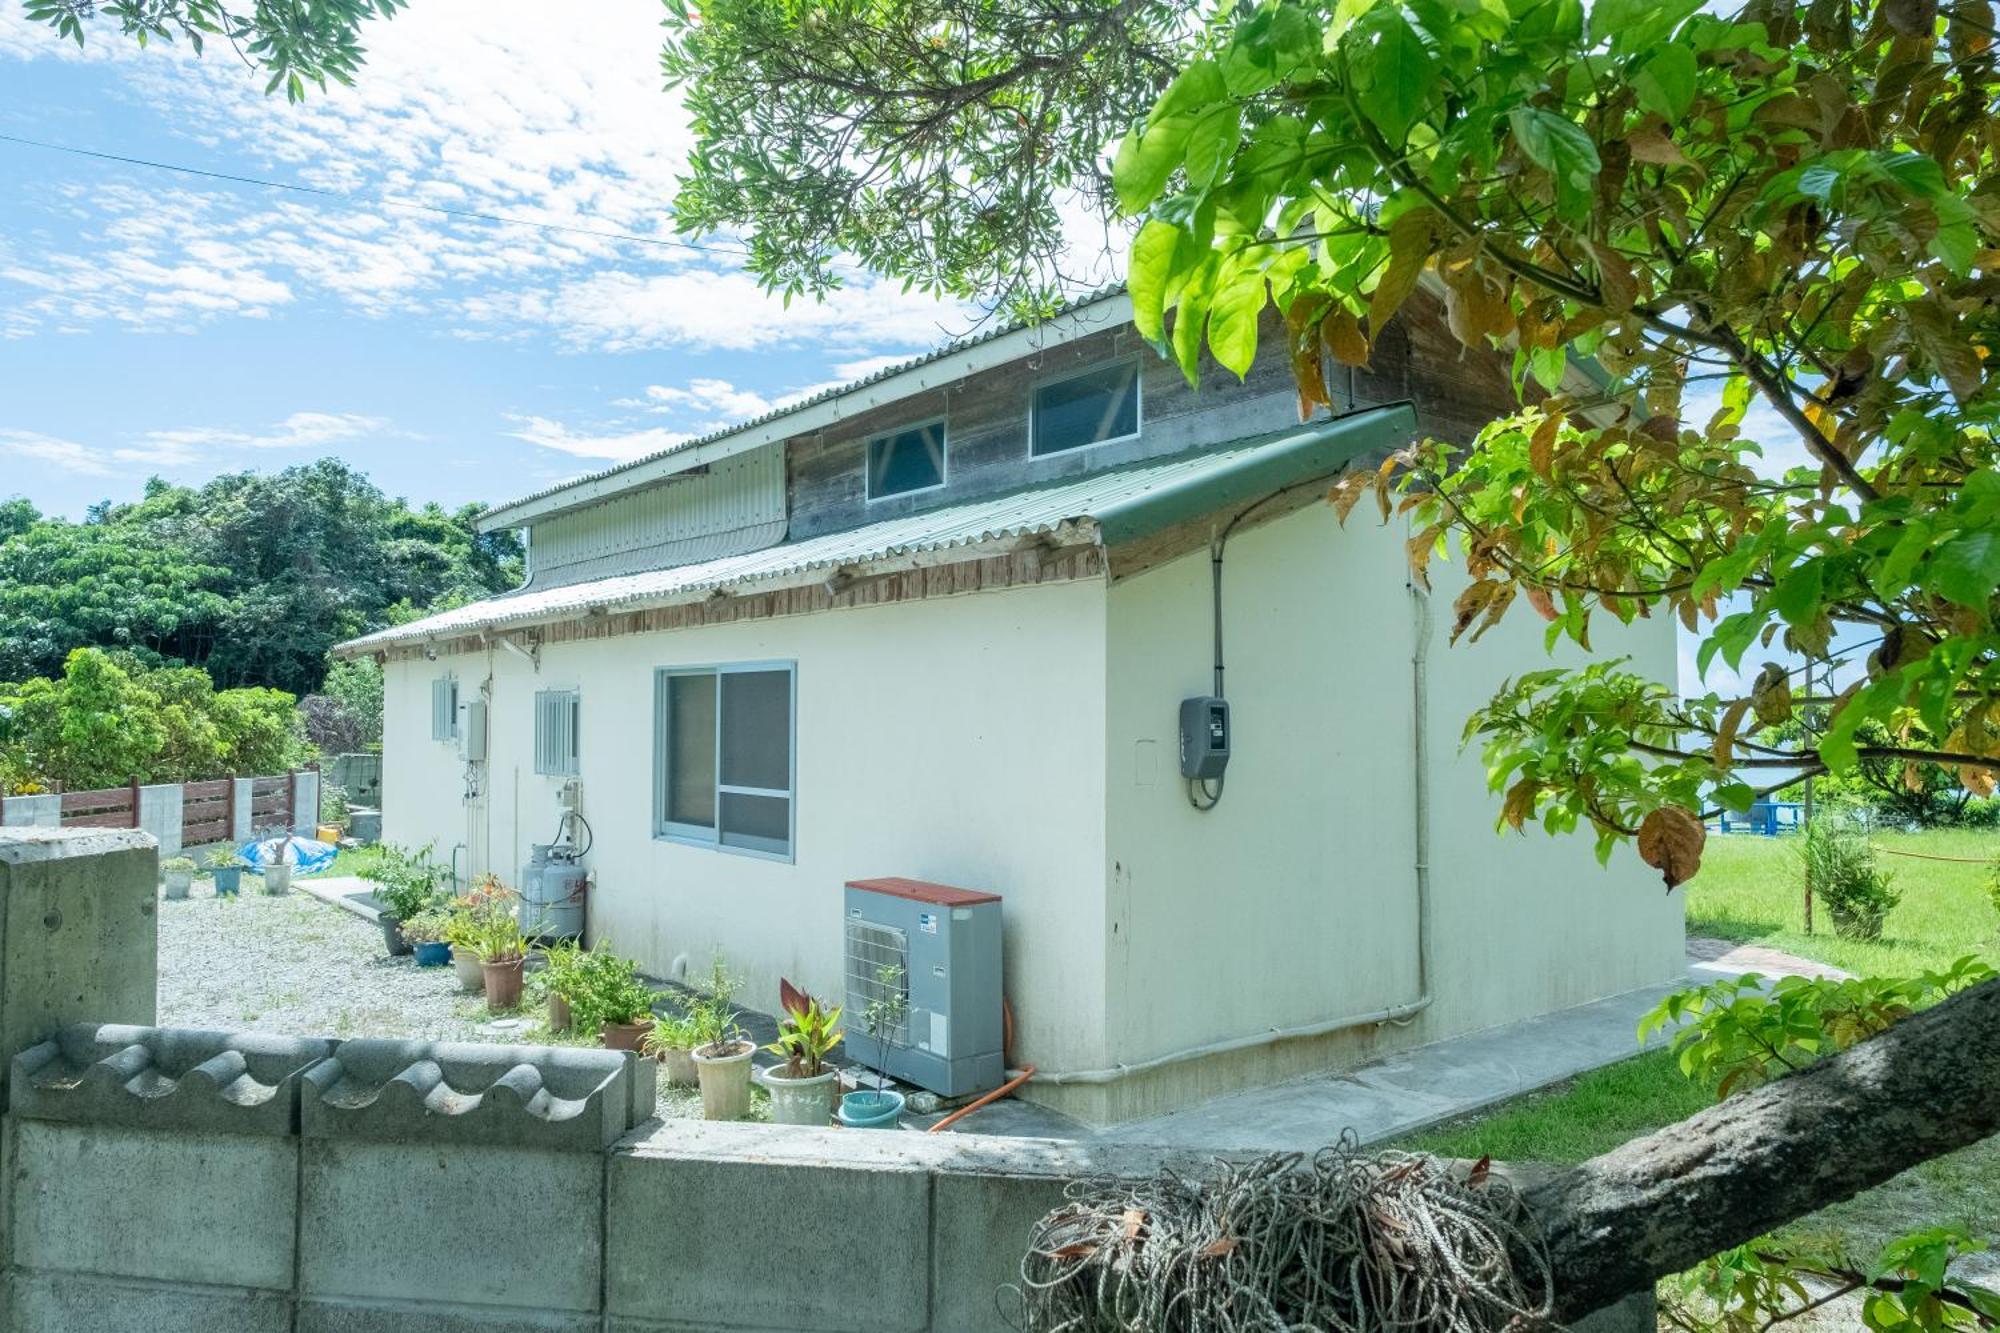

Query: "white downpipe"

xmin=1017 ymin=581 xmax=1437 ymax=1087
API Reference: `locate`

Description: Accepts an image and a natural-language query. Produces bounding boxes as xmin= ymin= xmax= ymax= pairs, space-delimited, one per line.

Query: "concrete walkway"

xmin=1095 ymin=981 xmax=1683 ymax=1154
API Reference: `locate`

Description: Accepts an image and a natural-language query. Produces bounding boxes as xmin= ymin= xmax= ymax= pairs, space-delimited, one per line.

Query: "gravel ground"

xmin=154 ymin=875 xmax=760 ymax=1120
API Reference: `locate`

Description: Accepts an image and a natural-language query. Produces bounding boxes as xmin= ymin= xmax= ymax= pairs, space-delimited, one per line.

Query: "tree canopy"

xmin=0 ymin=459 xmax=521 ymax=698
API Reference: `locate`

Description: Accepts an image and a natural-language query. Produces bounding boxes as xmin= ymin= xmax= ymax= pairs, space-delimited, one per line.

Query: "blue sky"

xmin=0 ymin=1 xmax=984 ymax=518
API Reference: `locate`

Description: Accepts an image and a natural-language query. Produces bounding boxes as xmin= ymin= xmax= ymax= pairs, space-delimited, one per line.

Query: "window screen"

xmin=866 ymin=420 xmax=946 ymax=499
xmin=1032 ymin=360 xmax=1140 ymax=456
xmin=658 ymin=665 xmax=793 ymax=856
xmin=534 ymin=689 xmax=580 ymax=776
xmin=431 ymin=677 xmax=458 ymax=741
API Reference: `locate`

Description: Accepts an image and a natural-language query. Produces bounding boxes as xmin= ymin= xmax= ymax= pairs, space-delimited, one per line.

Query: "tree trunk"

xmin=1521 ymin=975 xmax=2000 ymax=1323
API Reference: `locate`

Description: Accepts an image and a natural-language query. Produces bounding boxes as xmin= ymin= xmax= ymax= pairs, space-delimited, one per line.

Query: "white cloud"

xmin=505 ymin=415 xmax=691 ymax=464
xmin=0 ymin=1 xmax=979 ymax=353
xmin=140 ymin=411 xmax=388 ymax=454
xmin=832 ymin=353 xmax=917 ymax=381
xmin=479 ymin=268 xmax=966 ymax=354
xmin=0 ymin=412 xmax=389 ymax=476
xmin=0 ymin=429 xmax=111 ymax=476
xmin=634 ymin=379 xmax=781 ymax=421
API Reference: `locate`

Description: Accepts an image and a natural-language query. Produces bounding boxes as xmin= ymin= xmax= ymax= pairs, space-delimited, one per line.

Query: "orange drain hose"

xmin=927 ymin=1065 xmax=1035 ymax=1134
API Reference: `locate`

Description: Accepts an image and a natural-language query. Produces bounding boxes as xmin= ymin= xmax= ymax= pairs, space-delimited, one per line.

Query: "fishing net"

xmin=1008 ymin=1134 xmax=1554 ymax=1332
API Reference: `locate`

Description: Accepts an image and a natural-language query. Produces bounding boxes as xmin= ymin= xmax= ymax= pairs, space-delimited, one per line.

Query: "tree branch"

xmin=1520 ymin=976 xmax=2000 ymax=1323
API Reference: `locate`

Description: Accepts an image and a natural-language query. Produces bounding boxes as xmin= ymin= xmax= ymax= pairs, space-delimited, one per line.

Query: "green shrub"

xmin=1797 ymin=815 xmax=1900 ymax=939
xmin=359 ymin=842 xmax=450 ymax=921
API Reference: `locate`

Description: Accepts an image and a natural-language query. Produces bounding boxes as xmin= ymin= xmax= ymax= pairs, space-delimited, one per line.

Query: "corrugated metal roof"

xmin=480 ymin=284 xmax=1129 ymax=527
xmin=337 ymin=403 xmax=1414 ymax=654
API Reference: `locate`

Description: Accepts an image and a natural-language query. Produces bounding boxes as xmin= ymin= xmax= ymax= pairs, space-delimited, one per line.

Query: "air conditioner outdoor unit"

xmin=843 ymin=877 xmax=1004 ymax=1098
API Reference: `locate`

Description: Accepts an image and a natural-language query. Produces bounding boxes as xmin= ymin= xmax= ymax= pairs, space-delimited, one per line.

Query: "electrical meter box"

xmin=1178 ymin=696 xmax=1230 ymax=780
xmin=457 ymin=698 xmax=489 ymax=763
xmin=843 ymin=877 xmax=1004 ymax=1097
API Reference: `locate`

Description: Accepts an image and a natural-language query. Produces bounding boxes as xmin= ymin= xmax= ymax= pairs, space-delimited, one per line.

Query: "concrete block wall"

xmin=0 ymin=797 xmax=58 ymax=830
xmin=134 ymin=785 xmax=183 ymax=859
xmin=4 ymin=1027 xmax=654 ymax=1333
xmin=293 ymin=770 xmax=320 ymax=836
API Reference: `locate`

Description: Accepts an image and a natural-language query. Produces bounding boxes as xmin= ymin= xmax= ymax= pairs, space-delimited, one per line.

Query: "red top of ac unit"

xmin=846 ymin=876 xmax=1001 ymax=908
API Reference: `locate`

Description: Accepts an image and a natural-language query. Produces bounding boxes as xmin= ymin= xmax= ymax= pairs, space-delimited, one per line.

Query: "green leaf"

xmin=1509 ymin=107 xmax=1601 ymax=192
xmin=1354 ymin=12 xmax=1435 ymax=143
xmin=1183 ymin=104 xmax=1243 ymax=190
xmin=1930 ymin=530 xmax=2000 ymax=609
xmin=1633 ymin=45 xmax=1697 ymax=121
xmin=1113 ymin=124 xmax=1186 ymax=215
xmin=1768 ymin=561 xmax=1823 ymax=625
xmin=1128 ymin=220 xmax=1184 ymax=345
xmin=1207 ymin=259 xmax=1267 ymax=377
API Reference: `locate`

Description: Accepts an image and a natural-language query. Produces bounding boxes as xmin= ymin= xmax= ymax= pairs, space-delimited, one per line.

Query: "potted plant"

xmin=205 ymin=848 xmax=245 ymax=898
xmin=400 ymin=908 xmax=454 ymax=967
xmin=539 ymin=939 xmax=583 ymax=1032
xmin=471 ymin=896 xmax=531 ymax=1011
xmin=686 ymin=957 xmax=753 ymax=1120
xmin=260 ymin=831 xmax=295 ymax=895
xmin=594 ymin=972 xmax=660 ymax=1052
xmin=161 ymin=856 xmax=196 ymax=900
xmin=641 ymin=1006 xmax=702 ymax=1088
xmin=759 ymin=989 xmax=842 ymax=1126
xmin=443 ymin=876 xmax=509 ymax=992
xmin=839 ymin=963 xmax=908 ymax=1129
xmin=360 ymin=843 xmax=449 ymax=957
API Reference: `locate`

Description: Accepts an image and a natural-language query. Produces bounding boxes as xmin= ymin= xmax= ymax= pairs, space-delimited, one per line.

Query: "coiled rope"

xmin=1007 ymin=1134 xmax=1554 ymax=1333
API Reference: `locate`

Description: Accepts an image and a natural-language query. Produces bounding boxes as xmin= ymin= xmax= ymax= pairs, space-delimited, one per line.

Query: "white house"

xmin=335 ymin=288 xmax=1683 ymax=1123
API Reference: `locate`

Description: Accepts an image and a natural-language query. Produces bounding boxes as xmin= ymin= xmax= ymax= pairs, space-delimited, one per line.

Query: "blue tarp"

xmin=240 ymin=836 xmax=337 ymax=874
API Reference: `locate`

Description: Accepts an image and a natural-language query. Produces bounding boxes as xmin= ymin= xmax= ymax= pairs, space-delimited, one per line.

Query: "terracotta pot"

xmin=451 ymin=946 xmax=484 ymax=993
xmin=692 ymin=1039 xmax=755 ymax=1120
xmin=547 ymin=992 xmax=573 ymax=1032
xmin=601 ymin=1017 xmax=654 ymax=1052
xmin=482 ymin=956 xmax=525 ymax=1011
xmin=655 ymin=1045 xmax=698 ymax=1088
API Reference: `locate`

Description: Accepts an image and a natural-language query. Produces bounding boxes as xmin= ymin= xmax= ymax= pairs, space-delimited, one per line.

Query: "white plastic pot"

xmin=451 ymin=946 xmax=484 ymax=993
xmin=758 ymin=1067 xmax=839 ymax=1127
xmin=691 ymin=1040 xmax=754 ymax=1121
xmin=261 ymin=863 xmax=293 ymax=895
xmin=654 ymin=1045 xmax=698 ymax=1089
xmin=162 ymin=869 xmax=193 ymax=900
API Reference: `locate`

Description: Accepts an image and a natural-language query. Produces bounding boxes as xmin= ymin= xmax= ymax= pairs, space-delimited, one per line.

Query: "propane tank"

xmin=521 ymin=841 xmax=586 ymax=941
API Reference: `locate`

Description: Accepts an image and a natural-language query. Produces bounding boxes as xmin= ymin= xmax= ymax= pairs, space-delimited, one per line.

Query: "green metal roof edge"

xmin=1090 ymin=401 xmax=1417 ymax=548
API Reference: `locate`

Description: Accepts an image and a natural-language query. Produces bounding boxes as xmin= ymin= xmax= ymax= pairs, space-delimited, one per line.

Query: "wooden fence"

xmin=31 ymin=769 xmax=311 ymax=848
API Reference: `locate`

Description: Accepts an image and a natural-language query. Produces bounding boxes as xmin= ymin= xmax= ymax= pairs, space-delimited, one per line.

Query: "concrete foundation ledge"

xmin=3 ymin=1269 xmax=292 ymax=1333
xmin=301 ymin=1039 xmax=654 ymax=1150
xmin=10 ymin=1025 xmax=333 ymax=1135
xmin=297 ymin=1295 xmax=597 ymax=1332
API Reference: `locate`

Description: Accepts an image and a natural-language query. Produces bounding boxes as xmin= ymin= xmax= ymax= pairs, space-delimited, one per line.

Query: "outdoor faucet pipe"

xmin=1008 ymin=572 xmax=1438 ymax=1087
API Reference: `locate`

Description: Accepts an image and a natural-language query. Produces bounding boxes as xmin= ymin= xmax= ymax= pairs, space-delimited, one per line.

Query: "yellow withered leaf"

xmin=1637 ymin=806 xmax=1705 ymax=889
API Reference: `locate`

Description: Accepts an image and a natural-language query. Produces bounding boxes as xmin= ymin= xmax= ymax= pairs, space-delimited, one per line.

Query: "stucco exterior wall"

xmin=383 ymin=578 xmax=1111 ymax=1075
xmin=1093 ymin=504 xmax=1683 ymax=1120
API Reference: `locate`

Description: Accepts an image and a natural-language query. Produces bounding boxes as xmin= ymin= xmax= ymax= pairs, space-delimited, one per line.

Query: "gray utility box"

xmin=842 ymin=877 xmax=1004 ymax=1097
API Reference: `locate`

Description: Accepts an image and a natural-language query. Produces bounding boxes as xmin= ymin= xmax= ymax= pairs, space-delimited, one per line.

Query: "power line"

xmin=0 ymin=129 xmax=751 ymax=259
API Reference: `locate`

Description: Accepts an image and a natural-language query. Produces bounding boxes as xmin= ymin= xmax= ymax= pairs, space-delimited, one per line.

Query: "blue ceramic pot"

xmin=212 ymin=867 xmax=242 ymax=897
xmin=412 ymin=940 xmax=451 ymax=967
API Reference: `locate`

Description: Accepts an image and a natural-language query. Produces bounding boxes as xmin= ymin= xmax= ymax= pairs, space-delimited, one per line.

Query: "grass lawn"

xmin=1399 ymin=826 xmax=2000 ymax=1272
xmin=1687 ymin=827 xmax=2000 ymax=976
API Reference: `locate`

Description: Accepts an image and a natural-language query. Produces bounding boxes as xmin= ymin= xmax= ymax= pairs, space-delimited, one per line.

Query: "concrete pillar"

xmin=292 ymin=770 xmax=320 ymax=837
xmin=135 ymin=784 xmax=182 ymax=859
xmin=0 ymin=794 xmax=61 ymax=829
xmin=0 ymin=830 xmax=158 ymax=1098
xmin=232 ymin=778 xmax=256 ymax=842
